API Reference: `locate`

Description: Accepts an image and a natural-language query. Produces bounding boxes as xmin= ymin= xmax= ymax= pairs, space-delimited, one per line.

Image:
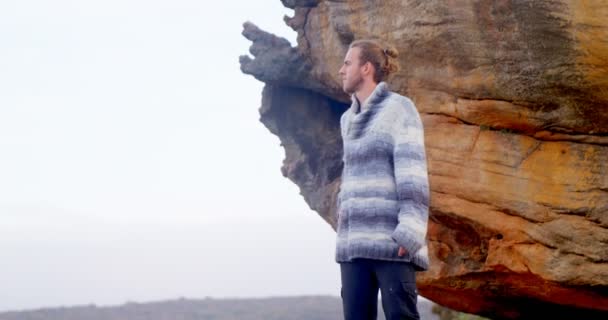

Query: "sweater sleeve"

xmin=335 ymin=112 xmax=348 ymax=222
xmin=390 ymin=102 xmax=430 ymax=256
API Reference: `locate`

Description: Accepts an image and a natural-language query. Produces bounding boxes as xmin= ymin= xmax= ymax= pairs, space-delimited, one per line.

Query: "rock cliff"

xmin=240 ymin=1 xmax=608 ymax=319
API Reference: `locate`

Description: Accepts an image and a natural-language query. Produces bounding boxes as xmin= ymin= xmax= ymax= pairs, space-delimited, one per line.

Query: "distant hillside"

xmin=0 ymin=295 xmax=441 ymax=320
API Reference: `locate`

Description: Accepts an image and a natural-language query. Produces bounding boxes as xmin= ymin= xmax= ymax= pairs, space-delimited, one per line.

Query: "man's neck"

xmin=355 ymin=81 xmax=378 ymax=110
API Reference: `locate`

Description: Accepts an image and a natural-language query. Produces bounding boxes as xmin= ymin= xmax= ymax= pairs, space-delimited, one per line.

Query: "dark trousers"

xmin=340 ymin=258 xmax=420 ymax=320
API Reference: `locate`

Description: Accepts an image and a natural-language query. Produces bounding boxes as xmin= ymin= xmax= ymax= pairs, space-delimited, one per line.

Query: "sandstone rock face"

xmin=240 ymin=1 xmax=608 ymax=319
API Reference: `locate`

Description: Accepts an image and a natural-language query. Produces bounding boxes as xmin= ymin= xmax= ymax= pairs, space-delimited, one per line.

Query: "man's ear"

xmin=362 ymin=61 xmax=373 ymax=76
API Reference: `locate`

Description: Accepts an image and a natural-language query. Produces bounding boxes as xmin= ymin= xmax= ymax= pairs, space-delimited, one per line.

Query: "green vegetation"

xmin=0 ymin=296 xmax=494 ymax=320
xmin=0 ymin=297 xmax=343 ymax=320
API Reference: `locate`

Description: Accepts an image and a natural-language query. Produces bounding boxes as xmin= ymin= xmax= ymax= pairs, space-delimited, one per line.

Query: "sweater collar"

xmin=350 ymin=82 xmax=390 ymax=114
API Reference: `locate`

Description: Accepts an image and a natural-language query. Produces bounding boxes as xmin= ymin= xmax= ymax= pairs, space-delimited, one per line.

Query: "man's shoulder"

xmin=384 ymin=91 xmax=417 ymax=116
xmin=381 ymin=91 xmax=425 ymax=135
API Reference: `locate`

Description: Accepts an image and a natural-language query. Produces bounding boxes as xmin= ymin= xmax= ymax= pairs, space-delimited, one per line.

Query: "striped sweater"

xmin=335 ymin=82 xmax=430 ymax=271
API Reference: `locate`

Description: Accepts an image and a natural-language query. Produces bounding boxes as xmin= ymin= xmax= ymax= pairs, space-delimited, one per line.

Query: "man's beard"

xmin=343 ymin=74 xmax=364 ymax=94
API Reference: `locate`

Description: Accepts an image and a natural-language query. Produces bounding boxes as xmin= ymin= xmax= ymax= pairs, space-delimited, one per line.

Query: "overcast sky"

xmin=0 ymin=0 xmax=339 ymax=311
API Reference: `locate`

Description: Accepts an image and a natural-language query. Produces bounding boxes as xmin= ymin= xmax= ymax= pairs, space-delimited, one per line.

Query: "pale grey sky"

xmin=0 ymin=0 xmax=339 ymax=311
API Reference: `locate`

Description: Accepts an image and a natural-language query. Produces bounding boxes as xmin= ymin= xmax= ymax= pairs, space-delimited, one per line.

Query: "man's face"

xmin=338 ymin=47 xmax=365 ymax=94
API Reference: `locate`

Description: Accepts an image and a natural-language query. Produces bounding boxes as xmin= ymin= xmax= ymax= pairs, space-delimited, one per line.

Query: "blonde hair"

xmin=349 ymin=39 xmax=400 ymax=83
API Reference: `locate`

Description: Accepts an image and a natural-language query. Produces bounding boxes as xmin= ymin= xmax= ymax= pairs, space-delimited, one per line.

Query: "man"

xmin=335 ymin=39 xmax=430 ymax=320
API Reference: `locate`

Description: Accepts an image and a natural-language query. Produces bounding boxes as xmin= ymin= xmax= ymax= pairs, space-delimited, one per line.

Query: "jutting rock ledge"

xmin=239 ymin=1 xmax=608 ymax=319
